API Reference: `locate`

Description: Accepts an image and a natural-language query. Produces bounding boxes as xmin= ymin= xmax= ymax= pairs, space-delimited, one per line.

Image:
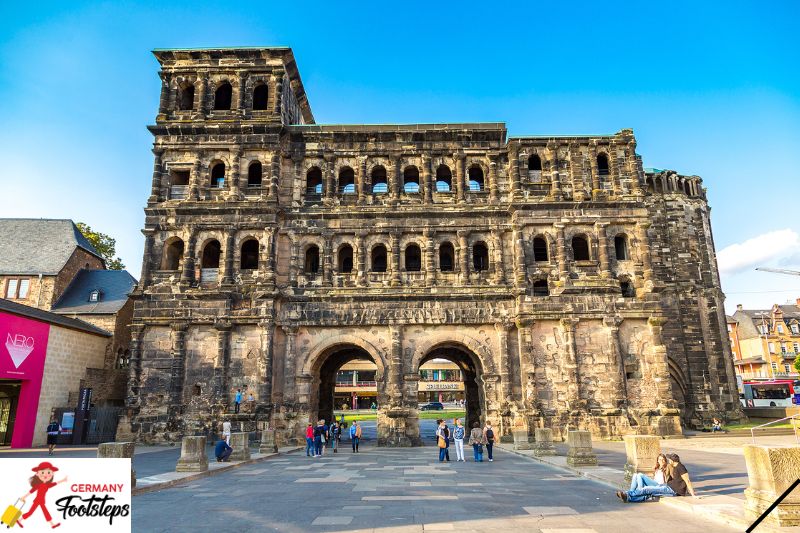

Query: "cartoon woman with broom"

xmin=16 ymin=461 xmax=67 ymax=529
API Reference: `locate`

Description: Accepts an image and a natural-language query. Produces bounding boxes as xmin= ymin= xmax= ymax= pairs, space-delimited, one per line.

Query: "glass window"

xmin=794 ymin=342 xmax=799 ymax=353
xmin=786 ymin=364 xmax=792 ymax=373
xmin=792 ymin=324 xmax=799 ymax=334
xmin=771 ymin=362 xmax=778 ymax=371
xmin=17 ymin=279 xmax=29 ymax=299
xmin=778 ymin=324 xmax=785 ymax=333
xmin=781 ymin=343 xmax=787 ymax=353
xmin=5 ymin=279 xmax=17 ymax=298
xmin=768 ymin=342 xmax=775 ymax=353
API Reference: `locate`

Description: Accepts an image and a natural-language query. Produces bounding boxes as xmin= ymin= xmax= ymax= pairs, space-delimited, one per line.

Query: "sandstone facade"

xmin=128 ymin=47 xmax=741 ymax=445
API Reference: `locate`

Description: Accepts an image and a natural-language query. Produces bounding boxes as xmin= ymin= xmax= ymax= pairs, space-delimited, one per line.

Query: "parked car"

xmin=420 ymin=402 xmax=444 ymax=411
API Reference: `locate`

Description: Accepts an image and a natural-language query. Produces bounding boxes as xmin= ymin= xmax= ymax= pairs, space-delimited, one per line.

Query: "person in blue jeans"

xmin=469 ymin=422 xmax=485 ymax=462
xmin=214 ymin=437 xmax=233 ymax=462
xmin=629 ymin=454 xmax=668 ymax=491
xmin=618 ymin=454 xmax=697 ymax=502
xmin=313 ymin=420 xmax=326 ymax=457
xmin=305 ymin=423 xmax=315 ymax=457
xmin=436 ymin=420 xmax=448 ymax=462
xmin=350 ymin=420 xmax=362 ymax=452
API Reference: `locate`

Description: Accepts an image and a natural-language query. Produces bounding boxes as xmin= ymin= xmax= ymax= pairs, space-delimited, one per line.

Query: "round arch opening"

xmin=418 ymin=344 xmax=484 ymax=431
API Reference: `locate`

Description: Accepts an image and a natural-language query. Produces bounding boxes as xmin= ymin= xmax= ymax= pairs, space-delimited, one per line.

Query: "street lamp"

xmin=754 ymin=311 xmax=775 ymax=380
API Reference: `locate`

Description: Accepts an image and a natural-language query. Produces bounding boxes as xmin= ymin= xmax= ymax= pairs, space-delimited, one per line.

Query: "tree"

xmin=76 ymin=222 xmax=125 ymax=270
xmin=794 ymin=354 xmax=800 ymax=375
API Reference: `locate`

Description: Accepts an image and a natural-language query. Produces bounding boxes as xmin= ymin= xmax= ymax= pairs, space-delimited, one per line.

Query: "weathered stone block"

xmin=533 ymin=427 xmax=556 ymax=456
xmin=566 ymin=430 xmax=597 ymax=466
xmin=512 ymin=429 xmax=531 ymax=450
xmin=259 ymin=429 xmax=278 ymax=454
xmin=623 ymin=435 xmax=660 ymax=482
xmin=744 ymin=445 xmax=800 ymax=526
xmin=230 ymin=432 xmax=251 ymax=461
xmin=176 ymin=436 xmax=208 ymax=472
xmin=98 ymin=442 xmax=136 ymax=488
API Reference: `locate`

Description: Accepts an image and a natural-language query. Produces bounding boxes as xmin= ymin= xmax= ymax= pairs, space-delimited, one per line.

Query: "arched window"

xmin=533 ymin=237 xmax=548 ymax=262
xmin=252 ymin=84 xmax=269 ymax=110
xmin=211 ymin=162 xmax=225 ymax=188
xmin=240 ymin=239 xmax=259 ymax=270
xmin=306 ymin=167 xmax=322 ymax=195
xmin=371 ymin=245 xmax=387 ymax=272
xmin=620 ymin=280 xmax=635 ymax=298
xmin=533 ymin=279 xmax=549 ymax=297
xmin=405 ymin=244 xmax=421 ymax=271
xmin=684 ymin=180 xmax=691 ymax=196
xmin=473 ymin=242 xmax=489 ymax=271
xmin=305 ymin=245 xmax=320 ymax=274
xmin=572 ymin=235 xmax=590 ymax=261
xmin=403 ymin=166 xmax=420 ymax=193
xmin=248 ymin=161 xmax=262 ymax=187
xmin=528 ymin=154 xmax=542 ymax=171
xmin=646 ymin=177 xmax=655 ymax=193
xmin=436 ymin=165 xmax=452 ymax=192
xmin=161 ymin=238 xmax=184 ymax=270
xmin=614 ymin=234 xmax=629 ymax=260
xmin=201 ymin=240 xmax=221 ymax=268
xmin=339 ymin=167 xmax=355 ymax=194
xmin=178 ymin=83 xmax=195 ymax=111
xmin=597 ymin=154 xmax=610 ymax=176
xmin=214 ymin=82 xmax=232 ymax=110
xmin=468 ymin=166 xmax=484 ymax=191
xmin=338 ymin=245 xmax=354 ymax=273
xmin=372 ymin=166 xmax=388 ymax=194
xmin=439 ymin=242 xmax=455 ymax=271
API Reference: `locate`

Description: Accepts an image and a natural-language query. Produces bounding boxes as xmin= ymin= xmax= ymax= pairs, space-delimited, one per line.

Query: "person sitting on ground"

xmin=618 ymin=453 xmax=697 ymax=502
xmin=629 ymin=453 xmax=669 ymax=491
xmin=711 ymin=417 xmax=723 ymax=432
xmin=215 ymin=436 xmax=233 ymax=462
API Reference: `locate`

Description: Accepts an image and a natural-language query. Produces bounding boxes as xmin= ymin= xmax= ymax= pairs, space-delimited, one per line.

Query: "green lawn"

xmin=334 ymin=410 xmax=466 ymax=423
xmin=724 ymin=418 xmax=797 ymax=430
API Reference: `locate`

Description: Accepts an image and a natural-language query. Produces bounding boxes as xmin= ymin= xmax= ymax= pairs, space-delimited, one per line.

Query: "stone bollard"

xmin=230 ymin=432 xmax=251 ymax=461
xmin=176 ymin=436 xmax=208 ymax=472
xmin=259 ymin=429 xmax=279 ymax=454
xmin=744 ymin=445 xmax=800 ymax=526
xmin=98 ymin=442 xmax=136 ymax=488
xmin=512 ymin=429 xmax=531 ymax=450
xmin=533 ymin=427 xmax=556 ymax=456
xmin=566 ymin=430 xmax=598 ymax=467
xmin=623 ymin=435 xmax=661 ymax=482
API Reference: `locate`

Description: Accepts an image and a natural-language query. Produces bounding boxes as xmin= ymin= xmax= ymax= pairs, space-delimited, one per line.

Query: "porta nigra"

xmin=122 ymin=47 xmax=742 ymax=446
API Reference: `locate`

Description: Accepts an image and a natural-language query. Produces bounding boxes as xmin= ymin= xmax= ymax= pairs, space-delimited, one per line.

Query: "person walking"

xmin=350 ymin=420 xmax=362 ymax=452
xmin=483 ymin=421 xmax=495 ymax=462
xmin=469 ymin=422 xmax=485 ymax=462
xmin=314 ymin=420 xmax=326 ymax=457
xmin=222 ymin=420 xmax=232 ymax=445
xmin=234 ymin=388 xmax=243 ymax=414
xmin=436 ymin=420 xmax=448 ymax=462
xmin=453 ymin=418 xmax=465 ymax=462
xmin=45 ymin=417 xmax=61 ymax=456
xmin=330 ymin=421 xmax=339 ymax=453
xmin=305 ymin=423 xmax=315 ymax=457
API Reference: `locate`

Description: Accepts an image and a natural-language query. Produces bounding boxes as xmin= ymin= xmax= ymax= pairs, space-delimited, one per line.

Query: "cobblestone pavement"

xmin=132 ymin=444 xmax=735 ymax=532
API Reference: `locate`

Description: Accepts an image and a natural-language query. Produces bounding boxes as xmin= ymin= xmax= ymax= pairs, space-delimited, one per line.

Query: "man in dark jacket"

xmin=215 ymin=437 xmax=233 ymax=462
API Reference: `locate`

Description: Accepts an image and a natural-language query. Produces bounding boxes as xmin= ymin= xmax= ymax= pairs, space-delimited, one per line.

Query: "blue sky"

xmin=1 ymin=1 xmax=798 ymax=312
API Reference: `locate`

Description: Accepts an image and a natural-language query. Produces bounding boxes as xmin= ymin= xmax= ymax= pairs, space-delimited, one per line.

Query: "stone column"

xmin=98 ymin=442 xmax=136 ymax=488
xmin=282 ymin=326 xmax=298 ymax=404
xmin=322 ymin=233 xmax=333 ymax=286
xmin=590 ymin=142 xmax=601 ymax=198
xmin=458 ymin=230 xmax=469 ymax=284
xmin=356 ymin=231 xmax=367 ymax=287
xmin=268 ymin=154 xmax=280 ymax=203
xmin=533 ymin=427 xmax=556 ymax=456
xmin=547 ymin=142 xmax=562 ymax=200
xmin=126 ymin=325 xmax=145 ymax=407
xmin=744 ymin=445 xmax=800 ymax=527
xmin=236 ymin=72 xmax=247 ymax=115
xmin=157 ymin=72 xmax=170 ymax=119
xmin=568 ymin=142 xmax=586 ymax=201
xmin=169 ymin=322 xmax=188 ymax=416
xmin=623 ymin=435 xmax=661 ymax=482
xmin=288 ymin=232 xmax=299 ymax=287
xmin=512 ymin=226 xmax=526 ymax=288
xmin=424 ymin=228 xmax=435 ymax=286
xmin=496 ymin=322 xmax=513 ymax=403
xmin=262 ymin=228 xmax=277 ymax=285
xmin=555 ymin=224 xmax=569 ymax=281
xmin=516 ymin=317 xmax=535 ymax=409
xmin=603 ymin=316 xmax=628 ymax=409
xmin=222 ymin=230 xmax=236 ymax=284
xmin=456 ymin=155 xmax=466 ymax=203
xmin=491 ymin=230 xmax=505 ymax=284
xmin=273 ymin=70 xmax=284 ymax=116
xmin=609 ymin=143 xmax=622 ymax=196
xmin=357 ymin=157 xmax=366 ymax=204
xmin=229 ymin=149 xmax=242 ymax=199
xmin=139 ymin=229 xmax=155 ymax=290
xmin=180 ymin=229 xmax=196 ymax=285
xmin=488 ymin=156 xmax=499 ymax=202
xmin=647 ymin=317 xmax=674 ymax=406
xmin=148 ymin=149 xmax=164 ymax=203
xmin=214 ymin=322 xmax=232 ymax=411
xmin=566 ymin=430 xmax=598 ymax=466
xmin=636 ymin=222 xmax=653 ymax=284
xmin=390 ymin=232 xmax=401 ymax=287
xmin=189 ymin=156 xmax=201 ymax=200
xmin=194 ymin=73 xmax=207 ymax=118
xmin=595 ymin=222 xmax=611 ymax=279
xmin=258 ymin=318 xmax=275 ymax=409
xmin=230 ymin=432 xmax=251 ymax=461
xmin=389 ymin=325 xmax=404 ymax=404
xmin=422 ymin=154 xmax=432 ymax=204
xmin=561 ymin=318 xmax=581 ymax=411
xmin=389 ymin=155 xmax=400 ymax=201
xmin=509 ymin=144 xmax=521 ymax=196
xmin=324 ymin=156 xmax=335 ymax=202
xmin=176 ymin=436 xmax=208 ymax=472
xmin=628 ymin=140 xmax=643 ymax=195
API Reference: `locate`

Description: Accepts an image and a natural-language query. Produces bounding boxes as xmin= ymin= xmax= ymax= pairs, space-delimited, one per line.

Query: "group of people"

xmin=232 ymin=388 xmax=256 ymax=414
xmin=618 ymin=453 xmax=697 ymax=502
xmin=306 ymin=419 xmax=363 ymax=457
xmin=436 ymin=419 xmax=496 ymax=463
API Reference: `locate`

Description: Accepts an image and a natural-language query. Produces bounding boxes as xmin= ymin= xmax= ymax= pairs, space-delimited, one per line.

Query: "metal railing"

xmin=750 ymin=414 xmax=800 ymax=444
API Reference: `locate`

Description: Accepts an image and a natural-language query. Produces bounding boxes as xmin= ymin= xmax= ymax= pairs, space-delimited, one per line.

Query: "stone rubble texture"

xmin=126 ymin=47 xmax=742 ymax=447
xmin=622 ymin=434 xmax=661 ymax=482
xmin=743 ymin=444 xmax=800 ymax=526
xmin=566 ymin=430 xmax=598 ymax=466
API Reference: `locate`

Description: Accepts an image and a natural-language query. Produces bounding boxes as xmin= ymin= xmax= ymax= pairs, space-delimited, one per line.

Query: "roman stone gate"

xmin=122 ymin=47 xmax=743 ymax=447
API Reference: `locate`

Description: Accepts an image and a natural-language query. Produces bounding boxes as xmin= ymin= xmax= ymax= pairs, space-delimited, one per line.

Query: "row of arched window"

xmin=305 ymin=164 xmax=487 ymax=196
xmin=176 ymin=81 xmax=269 ymax=112
xmin=645 ymin=174 xmax=700 ymax=197
xmin=524 ymin=153 xmax=609 ymax=174
xmin=531 ymin=234 xmax=629 ymax=262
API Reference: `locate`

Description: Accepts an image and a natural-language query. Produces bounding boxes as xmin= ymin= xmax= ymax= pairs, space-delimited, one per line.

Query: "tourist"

xmin=314 ymin=419 xmax=326 ymax=457
xmin=442 ymin=419 xmax=451 ymax=461
xmin=45 ymin=417 xmax=61 ymax=456
xmin=234 ymin=388 xmax=243 ymax=414
xmin=711 ymin=417 xmax=723 ymax=432
xmin=215 ymin=437 xmax=232 ymax=462
xmin=469 ymin=422 xmax=485 ymax=462
xmin=436 ymin=420 xmax=447 ymax=462
xmin=453 ymin=419 xmax=465 ymax=462
xmin=246 ymin=392 xmax=256 ymax=413
xmin=629 ymin=453 xmax=669 ymax=491
xmin=330 ymin=420 xmax=339 ymax=453
xmin=350 ymin=420 xmax=362 ymax=452
xmin=222 ymin=419 xmax=232 ymax=445
xmin=483 ymin=421 xmax=495 ymax=462
xmin=617 ymin=453 xmax=697 ymax=502
xmin=305 ymin=423 xmax=315 ymax=457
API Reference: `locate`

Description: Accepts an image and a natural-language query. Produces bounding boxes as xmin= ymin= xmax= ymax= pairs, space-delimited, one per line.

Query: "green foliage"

xmin=76 ymin=222 xmax=125 ymax=270
xmin=794 ymin=354 xmax=800 ymax=374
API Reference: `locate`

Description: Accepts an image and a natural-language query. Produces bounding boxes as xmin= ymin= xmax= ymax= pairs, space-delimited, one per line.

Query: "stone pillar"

xmin=623 ymin=435 xmax=661 ymax=482
xmin=229 ymin=432 xmax=251 ymax=461
xmin=139 ymin=229 xmax=155 ymax=290
xmin=389 ymin=155 xmax=400 ymax=201
xmin=609 ymin=143 xmax=622 ymax=196
xmin=357 ymin=157 xmax=366 ymax=204
xmin=647 ymin=317 xmax=674 ymax=407
xmin=268 ymin=154 xmax=280 ymax=203
xmin=273 ymin=70 xmax=284 ymax=116
xmin=98 ymin=442 xmax=136 ymax=488
xmin=516 ymin=318 xmax=536 ymax=409
xmin=422 ymin=154 xmax=432 ymax=204
xmin=595 ymin=222 xmax=611 ymax=279
xmin=282 ymin=326 xmax=298 ymax=404
xmin=222 ymin=229 xmax=236 ymax=284
xmin=258 ymin=318 xmax=275 ymax=409
xmin=509 ymin=144 xmax=521 ymax=196
xmin=547 ymin=142 xmax=562 ymax=200
xmin=322 ymin=233 xmax=333 ymax=286
xmin=176 ymin=436 xmax=208 ymax=472
xmin=555 ymin=224 xmax=569 ymax=281
xmin=189 ymin=156 xmax=201 ymax=200
xmin=262 ymin=228 xmax=277 ymax=285
xmin=603 ymin=317 xmax=628 ymax=409
xmin=512 ymin=226 xmax=526 ymax=289
xmin=157 ymin=72 xmax=170 ymax=119
xmin=356 ymin=231 xmax=367 ymax=287
xmin=590 ymin=142 xmax=601 ymax=198
xmin=488 ymin=155 xmax=499 ymax=202
xmin=491 ymin=230 xmax=505 ymax=284
xmin=180 ymin=229 xmax=196 ymax=285
xmin=169 ymin=322 xmax=188 ymax=416
xmin=148 ymin=149 xmax=164 ymax=203
xmin=389 ymin=325 xmax=404 ymax=404
xmin=496 ymin=322 xmax=513 ymax=403
xmin=194 ymin=73 xmax=207 ymax=118
xmin=456 ymin=155 xmax=466 ymax=203
xmin=512 ymin=428 xmax=531 ymax=450
xmin=214 ymin=323 xmax=231 ymax=411
xmin=390 ymin=232 xmax=401 ymax=287
xmin=561 ymin=318 xmax=581 ymax=411
xmin=533 ymin=427 xmax=556 ymax=456
xmin=636 ymin=222 xmax=653 ymax=284
xmin=628 ymin=140 xmax=643 ymax=195
xmin=424 ymin=228 xmax=435 ymax=286
xmin=259 ymin=429 xmax=278 ymax=454
xmin=744 ymin=445 xmax=800 ymax=527
xmin=229 ymin=149 xmax=242 ymax=199
xmin=324 ymin=156 xmax=335 ymax=202
xmin=566 ymin=430 xmax=597 ymax=466
xmin=126 ymin=325 xmax=144 ymax=408
xmin=458 ymin=230 xmax=469 ymax=284
xmin=236 ymin=72 xmax=246 ymax=115
xmin=288 ymin=233 xmax=299 ymax=287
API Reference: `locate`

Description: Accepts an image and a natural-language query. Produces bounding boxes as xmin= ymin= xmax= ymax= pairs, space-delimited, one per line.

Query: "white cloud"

xmin=717 ymin=229 xmax=800 ymax=275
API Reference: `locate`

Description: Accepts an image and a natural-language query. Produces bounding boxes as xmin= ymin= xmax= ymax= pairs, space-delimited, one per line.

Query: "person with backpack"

xmin=483 ymin=421 xmax=495 ymax=462
xmin=313 ymin=419 xmax=327 ymax=457
xmin=45 ymin=417 xmax=61 ymax=456
xmin=329 ymin=420 xmax=340 ymax=453
xmin=469 ymin=422 xmax=485 ymax=462
xmin=453 ymin=418 xmax=465 ymax=462
xmin=350 ymin=420 xmax=362 ymax=452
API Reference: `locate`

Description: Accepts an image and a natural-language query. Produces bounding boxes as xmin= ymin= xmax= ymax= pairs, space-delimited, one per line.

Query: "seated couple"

xmin=617 ymin=453 xmax=697 ymax=503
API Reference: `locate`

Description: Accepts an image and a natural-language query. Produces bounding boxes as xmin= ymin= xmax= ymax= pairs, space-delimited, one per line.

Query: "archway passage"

xmin=419 ymin=345 xmax=484 ymax=432
xmin=316 ymin=346 xmax=380 ymax=432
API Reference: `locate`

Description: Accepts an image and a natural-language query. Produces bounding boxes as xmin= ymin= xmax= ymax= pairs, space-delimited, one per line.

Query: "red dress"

xmin=23 ymin=482 xmax=56 ymax=522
